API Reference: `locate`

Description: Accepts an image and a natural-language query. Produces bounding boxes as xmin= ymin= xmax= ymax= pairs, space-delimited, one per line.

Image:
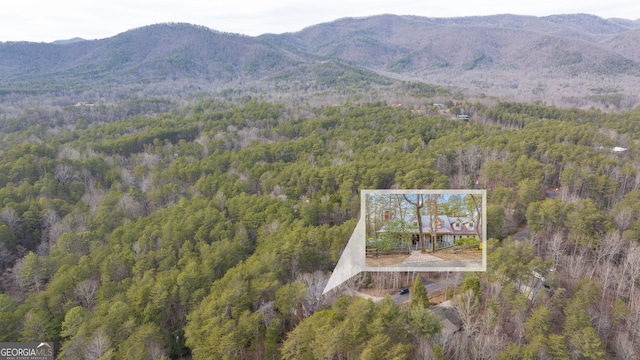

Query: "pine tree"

xmin=462 ymin=275 xmax=482 ymax=306
xmin=411 ymin=275 xmax=429 ymax=309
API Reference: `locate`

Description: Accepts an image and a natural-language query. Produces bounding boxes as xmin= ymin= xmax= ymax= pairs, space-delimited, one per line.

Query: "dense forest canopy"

xmin=0 ymin=94 xmax=640 ymax=359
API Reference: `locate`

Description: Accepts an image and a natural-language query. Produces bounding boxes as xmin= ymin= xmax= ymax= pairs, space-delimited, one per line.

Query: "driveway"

xmin=389 ymin=277 xmax=443 ymax=304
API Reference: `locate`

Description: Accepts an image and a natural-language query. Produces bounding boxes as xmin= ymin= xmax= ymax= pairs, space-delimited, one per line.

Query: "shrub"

xmin=455 ymin=237 xmax=480 ymax=246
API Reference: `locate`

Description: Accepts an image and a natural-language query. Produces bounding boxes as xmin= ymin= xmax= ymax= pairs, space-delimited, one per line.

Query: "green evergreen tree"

xmin=411 ymin=275 xmax=429 ymax=309
xmin=461 ymin=275 xmax=482 ymax=306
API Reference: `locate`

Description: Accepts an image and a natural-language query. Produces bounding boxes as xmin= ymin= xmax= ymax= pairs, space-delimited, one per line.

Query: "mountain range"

xmin=2 ymin=14 xmax=640 ymax=109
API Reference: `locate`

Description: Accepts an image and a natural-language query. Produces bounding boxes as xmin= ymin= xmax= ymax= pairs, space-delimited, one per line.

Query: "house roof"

xmin=420 ymin=215 xmax=478 ymax=235
xmin=430 ymin=304 xmax=463 ymax=334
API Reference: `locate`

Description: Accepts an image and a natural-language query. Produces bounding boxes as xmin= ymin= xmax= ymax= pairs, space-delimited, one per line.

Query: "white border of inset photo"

xmin=323 ymin=189 xmax=487 ymax=294
xmin=361 ymin=189 xmax=486 ymax=272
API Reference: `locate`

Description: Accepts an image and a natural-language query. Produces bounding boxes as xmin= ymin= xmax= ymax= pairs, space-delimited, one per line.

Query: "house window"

xmin=467 ymin=221 xmax=474 ymax=231
xmin=453 ymin=221 xmax=460 ymax=231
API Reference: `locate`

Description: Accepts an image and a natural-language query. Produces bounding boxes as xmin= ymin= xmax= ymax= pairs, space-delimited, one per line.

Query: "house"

xmin=418 ymin=215 xmax=480 ymax=247
xmin=378 ymin=214 xmax=480 ymax=249
xmin=74 ymin=101 xmax=94 ymax=107
xmin=430 ymin=302 xmax=463 ymax=335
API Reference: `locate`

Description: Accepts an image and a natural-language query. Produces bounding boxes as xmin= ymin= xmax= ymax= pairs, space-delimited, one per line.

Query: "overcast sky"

xmin=2 ymin=0 xmax=640 ymax=43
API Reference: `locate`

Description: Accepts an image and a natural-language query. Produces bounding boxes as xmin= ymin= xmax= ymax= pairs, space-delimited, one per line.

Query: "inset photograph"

xmin=364 ymin=190 xmax=486 ymax=271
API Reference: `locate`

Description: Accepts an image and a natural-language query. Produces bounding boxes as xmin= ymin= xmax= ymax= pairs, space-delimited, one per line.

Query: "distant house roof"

xmin=430 ymin=303 xmax=463 ymax=334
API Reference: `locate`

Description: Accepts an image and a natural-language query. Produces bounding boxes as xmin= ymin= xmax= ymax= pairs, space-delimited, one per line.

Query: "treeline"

xmin=0 ymin=99 xmax=639 ymax=358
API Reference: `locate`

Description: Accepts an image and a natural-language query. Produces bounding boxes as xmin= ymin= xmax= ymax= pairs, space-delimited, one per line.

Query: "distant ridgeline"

xmin=1 ymin=13 xmax=640 ymax=108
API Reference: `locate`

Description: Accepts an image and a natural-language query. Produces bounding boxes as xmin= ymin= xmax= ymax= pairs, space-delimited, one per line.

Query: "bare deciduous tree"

xmin=54 ymin=164 xmax=76 ymax=186
xmin=119 ymin=193 xmax=144 ymax=217
xmin=612 ymin=331 xmax=638 ymax=360
xmin=84 ymin=329 xmax=111 ymax=360
xmin=0 ymin=208 xmax=20 ymax=231
xmin=622 ymin=245 xmax=640 ymax=309
xmin=613 ymin=207 xmax=633 ymax=236
xmin=548 ymin=231 xmax=566 ymax=270
xmin=453 ymin=289 xmax=480 ymax=336
xmin=599 ymin=261 xmax=617 ymax=307
xmin=194 ymin=135 xmax=210 ymax=157
xmin=471 ymin=334 xmax=503 ymax=360
xmin=75 ymin=279 xmax=100 ymax=309
xmin=81 ymin=186 xmax=106 ymax=215
xmin=40 ymin=209 xmax=61 ymax=249
xmin=565 ymin=249 xmax=590 ymax=289
xmin=295 ymin=270 xmax=330 ymax=315
xmin=57 ymin=145 xmax=82 ymax=161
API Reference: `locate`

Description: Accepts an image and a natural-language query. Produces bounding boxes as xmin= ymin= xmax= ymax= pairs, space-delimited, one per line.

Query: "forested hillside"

xmin=0 ymin=94 xmax=639 ymax=359
xmin=3 ymin=14 xmax=640 ymax=111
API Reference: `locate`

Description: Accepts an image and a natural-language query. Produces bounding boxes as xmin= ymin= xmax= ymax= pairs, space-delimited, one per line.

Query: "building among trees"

xmin=368 ymin=192 xmax=483 ymax=252
xmin=379 ymin=214 xmax=480 ymax=250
